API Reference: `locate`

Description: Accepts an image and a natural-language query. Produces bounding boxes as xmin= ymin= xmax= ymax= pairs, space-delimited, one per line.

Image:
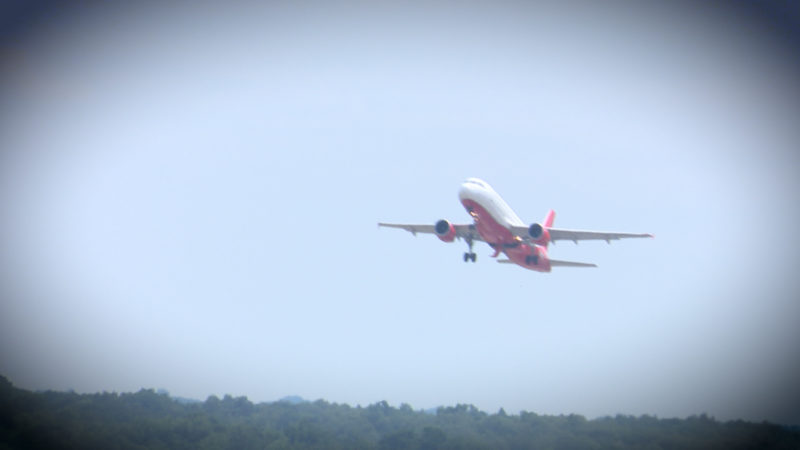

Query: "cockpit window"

xmin=465 ymin=178 xmax=486 ymax=188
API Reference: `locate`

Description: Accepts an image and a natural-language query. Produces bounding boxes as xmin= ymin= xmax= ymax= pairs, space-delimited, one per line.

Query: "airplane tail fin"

xmin=543 ymin=210 xmax=556 ymax=228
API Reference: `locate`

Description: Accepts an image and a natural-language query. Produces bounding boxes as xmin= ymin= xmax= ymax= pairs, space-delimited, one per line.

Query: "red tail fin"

xmin=543 ymin=210 xmax=556 ymax=228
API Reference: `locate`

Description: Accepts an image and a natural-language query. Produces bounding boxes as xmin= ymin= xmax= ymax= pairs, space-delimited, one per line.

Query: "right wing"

xmin=378 ymin=223 xmax=484 ymax=242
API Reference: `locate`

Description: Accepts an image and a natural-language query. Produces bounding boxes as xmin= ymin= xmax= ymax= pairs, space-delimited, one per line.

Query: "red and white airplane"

xmin=379 ymin=178 xmax=652 ymax=272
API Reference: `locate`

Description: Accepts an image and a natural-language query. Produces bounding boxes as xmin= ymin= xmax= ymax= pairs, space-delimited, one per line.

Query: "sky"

xmin=1 ymin=1 xmax=799 ymax=425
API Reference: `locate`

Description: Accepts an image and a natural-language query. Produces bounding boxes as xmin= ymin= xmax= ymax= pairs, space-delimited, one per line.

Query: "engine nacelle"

xmin=528 ymin=223 xmax=551 ymax=246
xmin=434 ymin=219 xmax=457 ymax=243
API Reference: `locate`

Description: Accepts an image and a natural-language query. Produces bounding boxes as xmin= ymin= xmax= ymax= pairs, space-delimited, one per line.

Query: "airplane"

xmin=378 ymin=178 xmax=652 ymax=272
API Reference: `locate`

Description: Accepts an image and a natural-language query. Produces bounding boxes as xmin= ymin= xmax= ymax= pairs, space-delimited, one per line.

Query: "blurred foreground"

xmin=1 ymin=375 xmax=798 ymax=450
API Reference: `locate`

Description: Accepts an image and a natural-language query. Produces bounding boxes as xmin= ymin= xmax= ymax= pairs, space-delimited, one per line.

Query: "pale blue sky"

xmin=1 ymin=2 xmax=798 ymax=424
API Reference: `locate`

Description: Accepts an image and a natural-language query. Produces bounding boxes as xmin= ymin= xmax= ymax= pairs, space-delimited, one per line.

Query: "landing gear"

xmin=525 ymin=255 xmax=539 ymax=265
xmin=463 ymin=237 xmax=477 ymax=263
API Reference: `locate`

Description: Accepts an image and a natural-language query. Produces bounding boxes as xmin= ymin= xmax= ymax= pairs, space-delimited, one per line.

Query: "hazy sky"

xmin=1 ymin=1 xmax=798 ymax=425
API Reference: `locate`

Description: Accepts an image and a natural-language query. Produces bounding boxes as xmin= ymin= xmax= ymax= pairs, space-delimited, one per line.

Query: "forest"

xmin=1 ymin=375 xmax=797 ymax=450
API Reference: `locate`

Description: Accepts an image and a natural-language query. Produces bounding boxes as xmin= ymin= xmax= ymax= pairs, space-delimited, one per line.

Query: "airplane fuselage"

xmin=458 ymin=178 xmax=552 ymax=272
xmin=378 ymin=178 xmax=651 ymax=272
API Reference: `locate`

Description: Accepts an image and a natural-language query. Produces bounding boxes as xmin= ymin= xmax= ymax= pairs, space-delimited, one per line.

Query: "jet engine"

xmin=434 ymin=219 xmax=457 ymax=243
xmin=528 ymin=223 xmax=551 ymax=246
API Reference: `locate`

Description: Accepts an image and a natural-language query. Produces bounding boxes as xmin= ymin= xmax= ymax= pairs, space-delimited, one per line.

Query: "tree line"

xmin=0 ymin=375 xmax=797 ymax=449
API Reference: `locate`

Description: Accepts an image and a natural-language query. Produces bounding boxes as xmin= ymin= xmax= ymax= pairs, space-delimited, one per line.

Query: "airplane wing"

xmin=378 ymin=223 xmax=484 ymax=242
xmin=510 ymin=226 xmax=652 ymax=243
xmin=548 ymin=228 xmax=653 ymax=243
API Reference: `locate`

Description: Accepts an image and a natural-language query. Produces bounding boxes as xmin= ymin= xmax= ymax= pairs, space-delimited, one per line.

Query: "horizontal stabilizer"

xmin=498 ymin=259 xmax=597 ymax=267
xmin=549 ymin=259 xmax=597 ymax=268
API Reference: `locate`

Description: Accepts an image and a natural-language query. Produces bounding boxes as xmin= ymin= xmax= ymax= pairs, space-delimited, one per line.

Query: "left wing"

xmin=548 ymin=228 xmax=653 ymax=243
xmin=510 ymin=226 xmax=652 ymax=243
xmin=378 ymin=223 xmax=484 ymax=242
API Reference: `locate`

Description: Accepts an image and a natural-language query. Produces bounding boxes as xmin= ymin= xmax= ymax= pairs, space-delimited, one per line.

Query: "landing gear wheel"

xmin=463 ymin=237 xmax=477 ymax=263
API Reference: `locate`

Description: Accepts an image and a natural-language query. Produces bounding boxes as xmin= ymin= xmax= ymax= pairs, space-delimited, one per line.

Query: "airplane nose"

xmin=459 ymin=178 xmax=488 ymax=202
xmin=458 ymin=183 xmax=471 ymax=201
